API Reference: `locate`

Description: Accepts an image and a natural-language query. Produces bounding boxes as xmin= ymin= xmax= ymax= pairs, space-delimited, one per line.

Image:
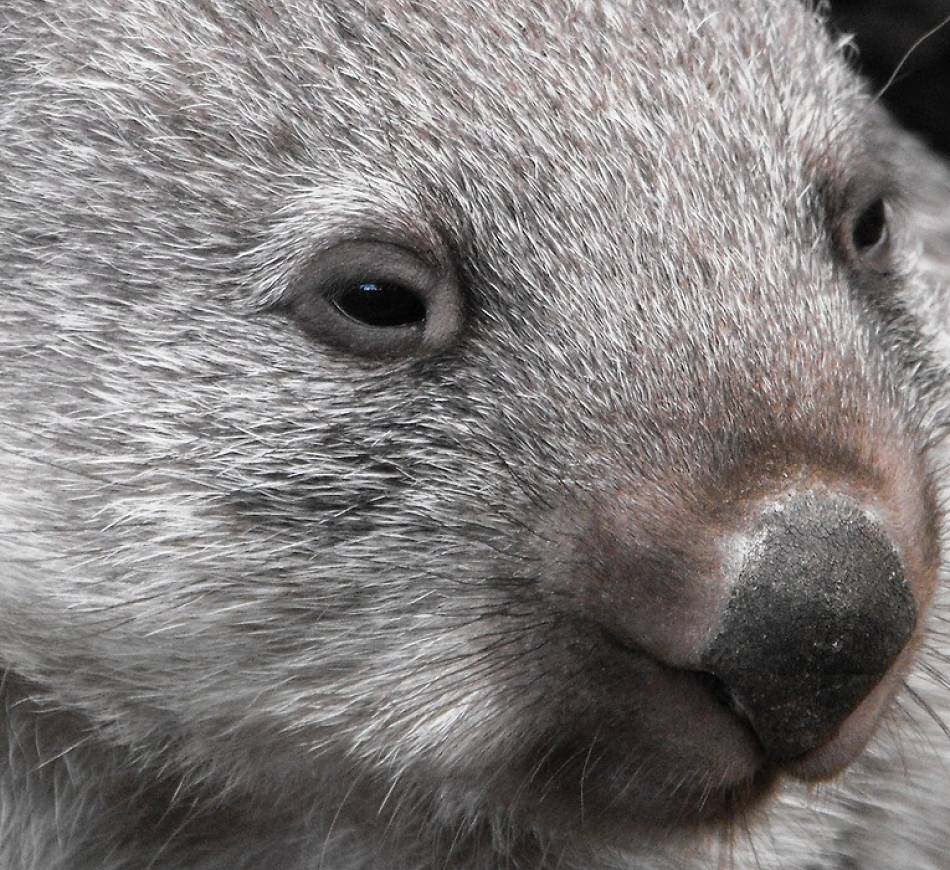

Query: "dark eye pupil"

xmin=852 ymin=198 xmax=887 ymax=252
xmin=334 ymin=281 xmax=427 ymax=328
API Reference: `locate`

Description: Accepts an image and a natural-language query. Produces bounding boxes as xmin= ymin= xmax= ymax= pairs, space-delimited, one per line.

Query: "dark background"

xmin=827 ymin=0 xmax=950 ymax=157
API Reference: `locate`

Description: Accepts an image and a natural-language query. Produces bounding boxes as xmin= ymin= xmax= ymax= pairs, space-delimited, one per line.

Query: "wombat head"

xmin=0 ymin=0 xmax=945 ymax=865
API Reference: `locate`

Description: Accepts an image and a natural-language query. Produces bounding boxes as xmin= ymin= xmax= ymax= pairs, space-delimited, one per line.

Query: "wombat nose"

xmin=701 ymin=494 xmax=916 ymax=761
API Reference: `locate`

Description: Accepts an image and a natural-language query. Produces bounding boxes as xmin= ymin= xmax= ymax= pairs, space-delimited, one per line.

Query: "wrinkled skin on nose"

xmin=702 ymin=494 xmax=916 ymax=761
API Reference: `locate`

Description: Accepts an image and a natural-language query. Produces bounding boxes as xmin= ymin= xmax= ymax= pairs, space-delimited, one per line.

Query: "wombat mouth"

xmin=495 ymin=686 xmax=779 ymax=840
xmin=484 ymin=625 xmax=911 ymax=841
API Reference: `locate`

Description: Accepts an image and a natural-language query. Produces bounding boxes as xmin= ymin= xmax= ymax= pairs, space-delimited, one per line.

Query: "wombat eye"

xmin=291 ymin=240 xmax=461 ymax=358
xmin=334 ymin=280 xmax=427 ymax=327
xmin=849 ymin=196 xmax=890 ymax=270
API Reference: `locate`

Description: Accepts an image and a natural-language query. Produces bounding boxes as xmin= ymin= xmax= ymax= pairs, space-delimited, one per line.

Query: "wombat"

xmin=1 ymin=1 xmax=950 ymax=868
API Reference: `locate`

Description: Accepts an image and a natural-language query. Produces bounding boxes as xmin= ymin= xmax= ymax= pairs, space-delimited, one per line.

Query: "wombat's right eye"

xmin=291 ymin=240 xmax=461 ymax=358
xmin=333 ymin=280 xmax=427 ymax=328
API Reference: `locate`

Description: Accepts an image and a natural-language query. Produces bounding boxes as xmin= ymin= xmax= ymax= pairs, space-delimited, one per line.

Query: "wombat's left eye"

xmin=849 ymin=196 xmax=890 ymax=270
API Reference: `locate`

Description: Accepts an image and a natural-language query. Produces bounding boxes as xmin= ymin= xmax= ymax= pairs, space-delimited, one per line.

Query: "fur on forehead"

xmin=21 ymin=1 xmax=867 ymax=204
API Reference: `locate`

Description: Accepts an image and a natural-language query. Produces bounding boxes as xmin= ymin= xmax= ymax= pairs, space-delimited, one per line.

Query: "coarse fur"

xmin=1 ymin=1 xmax=950 ymax=868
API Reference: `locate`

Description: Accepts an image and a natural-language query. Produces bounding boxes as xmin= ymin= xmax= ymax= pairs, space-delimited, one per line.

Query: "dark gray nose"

xmin=701 ymin=494 xmax=916 ymax=761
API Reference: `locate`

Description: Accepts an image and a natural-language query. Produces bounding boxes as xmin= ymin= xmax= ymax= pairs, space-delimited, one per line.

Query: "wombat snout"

xmin=702 ymin=493 xmax=916 ymax=762
xmin=558 ymin=464 xmax=934 ymax=798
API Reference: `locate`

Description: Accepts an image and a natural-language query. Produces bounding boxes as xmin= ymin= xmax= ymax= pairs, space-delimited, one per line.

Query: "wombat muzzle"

xmin=701 ymin=494 xmax=916 ymax=762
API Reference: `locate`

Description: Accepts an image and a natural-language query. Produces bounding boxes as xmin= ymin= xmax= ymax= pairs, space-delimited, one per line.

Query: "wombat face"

xmin=0 ymin=0 xmax=944 ymax=862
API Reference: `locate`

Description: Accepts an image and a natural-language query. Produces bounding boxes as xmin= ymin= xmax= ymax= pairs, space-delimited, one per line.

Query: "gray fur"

xmin=1 ymin=1 xmax=950 ymax=868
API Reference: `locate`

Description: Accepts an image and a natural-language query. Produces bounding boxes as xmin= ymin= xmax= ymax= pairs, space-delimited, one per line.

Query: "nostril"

xmin=691 ymin=670 xmax=732 ymax=709
xmin=700 ymin=493 xmax=916 ymax=762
